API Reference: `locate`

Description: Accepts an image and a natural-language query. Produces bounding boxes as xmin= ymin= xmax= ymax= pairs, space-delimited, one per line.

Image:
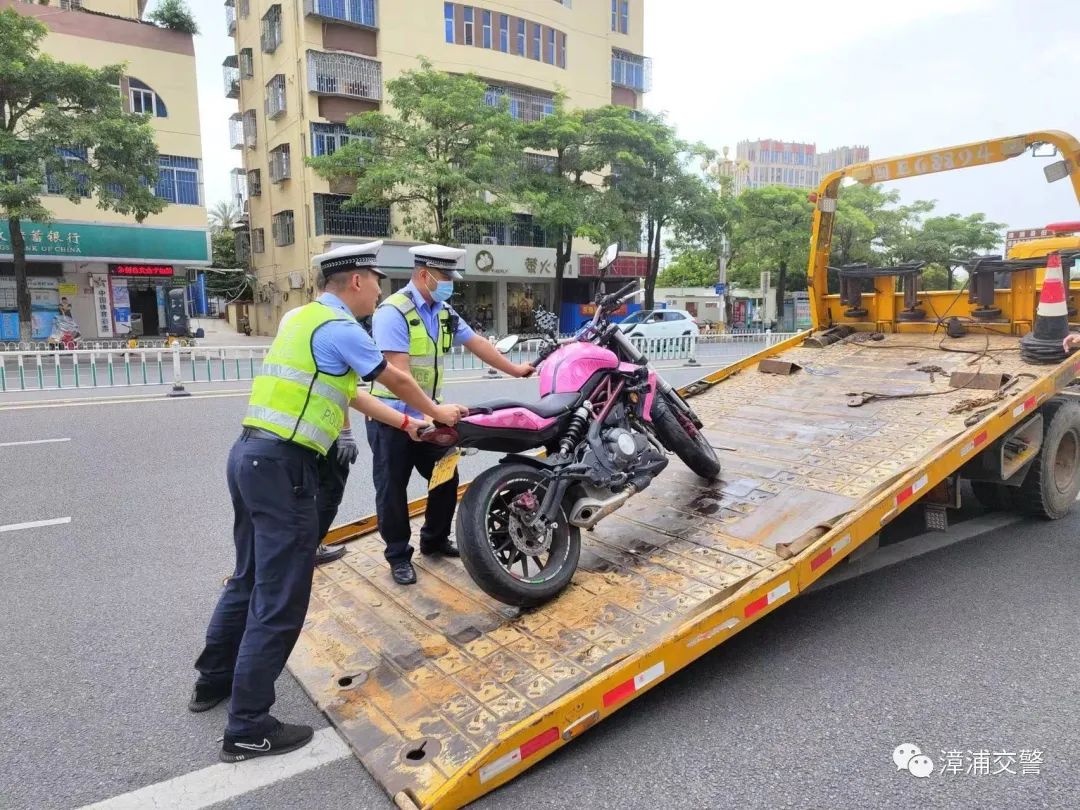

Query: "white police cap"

xmin=312 ymin=240 xmax=387 ymax=279
xmin=410 ymin=243 xmax=464 ymax=280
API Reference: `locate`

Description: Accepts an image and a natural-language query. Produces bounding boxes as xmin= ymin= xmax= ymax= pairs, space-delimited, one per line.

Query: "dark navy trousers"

xmin=365 ymin=419 xmax=458 ymax=564
xmin=316 ymin=439 xmax=350 ymax=540
xmin=195 ymin=433 xmax=320 ymax=736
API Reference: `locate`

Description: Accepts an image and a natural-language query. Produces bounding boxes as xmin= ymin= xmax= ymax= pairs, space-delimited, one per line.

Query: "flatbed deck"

xmin=289 ymin=330 xmax=1080 ymax=809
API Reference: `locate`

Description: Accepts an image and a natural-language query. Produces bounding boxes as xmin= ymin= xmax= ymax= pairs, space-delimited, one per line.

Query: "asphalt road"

xmin=0 ymin=361 xmax=1076 ymax=809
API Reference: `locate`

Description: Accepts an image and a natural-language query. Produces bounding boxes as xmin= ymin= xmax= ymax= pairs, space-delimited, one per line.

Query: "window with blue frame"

xmin=482 ymin=10 xmax=492 ymax=48
xmin=619 ymin=0 xmax=629 ymax=34
xmin=156 ymin=155 xmax=200 ymax=205
xmin=546 ymin=27 xmax=555 ymax=63
xmin=463 ymin=6 xmax=473 ymax=45
xmin=45 ymin=147 xmax=90 ymax=197
xmin=128 ymin=78 xmax=167 ymax=117
xmin=311 ymin=122 xmax=368 ymax=156
xmin=498 ymin=14 xmax=508 ymax=52
xmin=530 ymin=22 xmax=540 ymax=59
xmin=444 ymin=2 xmax=453 ymax=43
xmin=517 ymin=18 xmax=525 ymax=53
xmin=611 ymin=0 xmax=617 ymax=31
xmin=312 ymin=0 xmax=376 ymax=26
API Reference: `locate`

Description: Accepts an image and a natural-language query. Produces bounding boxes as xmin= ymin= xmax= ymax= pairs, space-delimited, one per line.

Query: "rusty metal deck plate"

xmin=289 ymin=333 xmax=1036 ymax=807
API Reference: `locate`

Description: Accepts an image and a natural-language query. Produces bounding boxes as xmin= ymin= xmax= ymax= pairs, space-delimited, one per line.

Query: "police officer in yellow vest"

xmin=190 ymin=241 xmax=468 ymax=762
xmin=369 ymin=244 xmax=535 ymax=585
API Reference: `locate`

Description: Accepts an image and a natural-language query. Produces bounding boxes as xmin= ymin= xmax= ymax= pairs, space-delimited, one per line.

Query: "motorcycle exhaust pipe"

xmin=568 ymin=485 xmax=637 ymax=529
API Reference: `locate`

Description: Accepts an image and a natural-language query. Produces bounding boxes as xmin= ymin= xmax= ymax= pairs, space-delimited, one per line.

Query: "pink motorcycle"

xmin=422 ymin=269 xmax=720 ymax=607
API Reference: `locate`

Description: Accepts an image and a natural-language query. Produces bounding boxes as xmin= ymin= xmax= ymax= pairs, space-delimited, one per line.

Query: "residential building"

xmin=718 ymin=139 xmax=870 ymax=196
xmin=0 ymin=0 xmax=210 ymax=341
xmin=225 ymin=0 xmax=650 ymax=335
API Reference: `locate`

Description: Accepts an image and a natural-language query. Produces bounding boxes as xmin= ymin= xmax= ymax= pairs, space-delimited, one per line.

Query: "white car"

xmin=618 ymin=309 xmax=700 ymax=339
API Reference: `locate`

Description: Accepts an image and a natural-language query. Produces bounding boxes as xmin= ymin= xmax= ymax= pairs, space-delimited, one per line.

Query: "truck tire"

xmin=970 ymin=481 xmax=1014 ymax=511
xmin=1014 ymin=398 xmax=1080 ymax=519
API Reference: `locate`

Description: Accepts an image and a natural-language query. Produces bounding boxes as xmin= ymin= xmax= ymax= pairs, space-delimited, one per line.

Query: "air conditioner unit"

xmin=480 ymin=236 xmax=499 ymax=246
xmin=288 ymin=270 xmax=305 ymax=289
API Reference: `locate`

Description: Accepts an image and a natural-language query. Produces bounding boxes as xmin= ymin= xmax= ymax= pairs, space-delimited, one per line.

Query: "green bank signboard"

xmin=0 ymin=221 xmax=209 ymax=263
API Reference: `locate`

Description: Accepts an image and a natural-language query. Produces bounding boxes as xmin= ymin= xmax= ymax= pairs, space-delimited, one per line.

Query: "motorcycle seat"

xmin=470 ymin=392 xmax=579 ymax=419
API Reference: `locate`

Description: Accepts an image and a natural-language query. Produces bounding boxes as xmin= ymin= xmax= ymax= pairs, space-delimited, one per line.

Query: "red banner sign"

xmin=110 ymin=264 xmax=173 ymax=277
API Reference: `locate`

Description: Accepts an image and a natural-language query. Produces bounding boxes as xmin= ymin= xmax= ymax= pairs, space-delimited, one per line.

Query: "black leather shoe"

xmin=420 ymin=539 xmax=460 ymax=558
xmin=221 ymin=719 xmax=314 ymax=762
xmin=391 ymin=561 xmax=417 ymax=585
xmin=188 ymin=682 xmax=230 ymax=713
xmin=315 ymin=544 xmax=347 ymax=565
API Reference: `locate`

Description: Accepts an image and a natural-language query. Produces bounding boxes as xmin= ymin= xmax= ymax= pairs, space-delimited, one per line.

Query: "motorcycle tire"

xmin=456 ymin=462 xmax=580 ymax=608
xmin=650 ymin=391 xmax=721 ymax=480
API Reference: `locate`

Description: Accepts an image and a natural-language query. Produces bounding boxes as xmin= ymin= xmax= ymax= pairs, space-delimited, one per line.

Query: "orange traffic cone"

xmin=1021 ymin=251 xmax=1071 ymax=364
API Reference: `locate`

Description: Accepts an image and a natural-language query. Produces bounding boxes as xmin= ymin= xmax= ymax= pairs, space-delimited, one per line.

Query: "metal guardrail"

xmin=0 ymin=333 xmax=798 ymax=393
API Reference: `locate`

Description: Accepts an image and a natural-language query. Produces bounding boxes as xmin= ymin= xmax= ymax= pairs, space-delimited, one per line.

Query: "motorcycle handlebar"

xmin=600 ymin=281 xmax=639 ymax=308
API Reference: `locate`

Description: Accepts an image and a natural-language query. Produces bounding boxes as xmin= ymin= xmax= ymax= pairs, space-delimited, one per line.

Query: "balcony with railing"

xmin=269 ymin=144 xmax=291 ymax=183
xmin=242 ymin=110 xmax=257 ymax=148
xmin=230 ymin=168 xmax=248 ymax=208
xmin=235 ymin=229 xmax=251 ymax=265
xmin=611 ymin=50 xmax=652 ymax=93
xmin=484 ymin=85 xmax=554 ymax=123
xmin=304 ymin=0 xmax=377 ymax=28
xmin=452 ymin=214 xmax=552 ymax=248
xmin=247 ymin=169 xmax=262 ymax=197
xmin=224 ymin=0 xmax=236 ymax=36
xmin=223 ymin=56 xmax=240 ymax=99
xmin=306 ymin=51 xmax=382 ymax=101
xmin=262 ymin=5 xmax=283 ymax=53
xmin=239 ymin=48 xmax=254 ymax=79
xmin=265 ymin=75 xmax=287 ymax=119
xmin=521 ymin=152 xmax=557 ymax=174
xmin=228 ymin=112 xmax=244 ymax=149
xmin=313 ymin=194 xmax=390 ymax=237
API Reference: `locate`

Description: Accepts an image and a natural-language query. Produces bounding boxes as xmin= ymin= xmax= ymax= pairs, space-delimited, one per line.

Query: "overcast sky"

xmin=182 ymin=0 xmax=1080 ymax=233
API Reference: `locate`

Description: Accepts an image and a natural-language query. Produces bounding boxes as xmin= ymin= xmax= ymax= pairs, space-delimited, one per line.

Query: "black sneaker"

xmin=391 ymin=561 xmax=417 ymax=585
xmin=315 ymin=544 xmax=347 ymax=565
xmin=188 ymin=682 xmax=230 ymax=713
xmin=220 ymin=720 xmax=314 ymax=762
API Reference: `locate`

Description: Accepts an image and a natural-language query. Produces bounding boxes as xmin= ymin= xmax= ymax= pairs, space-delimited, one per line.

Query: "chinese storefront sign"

xmin=466 ymin=245 xmax=570 ymax=279
xmin=93 ymin=277 xmax=113 ymax=338
xmin=110 ymin=264 xmax=174 ymax=277
xmin=0 ymin=221 xmax=209 ymax=262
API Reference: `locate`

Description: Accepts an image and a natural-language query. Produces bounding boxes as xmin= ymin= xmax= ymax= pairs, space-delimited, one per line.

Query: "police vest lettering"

xmin=243 ymin=302 xmax=358 ymax=454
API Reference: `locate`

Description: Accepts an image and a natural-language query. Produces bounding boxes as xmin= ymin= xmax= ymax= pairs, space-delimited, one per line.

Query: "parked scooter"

xmin=421 ymin=246 xmax=719 ymax=607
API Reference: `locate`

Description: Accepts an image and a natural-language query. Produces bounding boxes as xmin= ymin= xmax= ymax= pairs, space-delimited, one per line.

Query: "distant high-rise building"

xmin=716 ymin=139 xmax=870 ymax=195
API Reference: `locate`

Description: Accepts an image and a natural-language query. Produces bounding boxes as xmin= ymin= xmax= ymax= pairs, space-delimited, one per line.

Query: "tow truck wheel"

xmin=1015 ymin=398 xmax=1080 ymax=520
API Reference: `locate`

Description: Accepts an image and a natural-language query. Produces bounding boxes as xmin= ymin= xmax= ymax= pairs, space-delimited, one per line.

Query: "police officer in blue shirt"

xmin=368 ymin=244 xmax=534 ymax=585
xmin=189 ymin=242 xmax=467 ymax=762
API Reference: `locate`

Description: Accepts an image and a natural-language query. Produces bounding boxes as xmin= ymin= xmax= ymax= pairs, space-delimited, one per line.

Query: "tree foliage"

xmin=657 ymin=249 xmax=717 ymax=288
xmin=209 ymin=199 xmax=241 ymax=233
xmin=308 ymin=60 xmax=520 ymax=244
xmin=146 ymin=0 xmax=200 ymax=35
xmin=0 ymin=9 xmax=164 ymax=339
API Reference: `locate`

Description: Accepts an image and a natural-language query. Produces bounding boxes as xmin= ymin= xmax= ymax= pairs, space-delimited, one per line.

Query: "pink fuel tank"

xmin=539 ymin=342 xmax=620 ymax=395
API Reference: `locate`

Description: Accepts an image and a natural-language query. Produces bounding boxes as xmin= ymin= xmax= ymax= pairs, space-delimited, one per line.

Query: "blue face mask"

xmin=431 ymin=280 xmax=454 ymax=303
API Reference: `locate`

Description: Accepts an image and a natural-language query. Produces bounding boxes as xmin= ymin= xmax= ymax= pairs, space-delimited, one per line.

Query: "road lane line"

xmin=78 ymin=727 xmax=351 ymax=810
xmin=0 ymin=437 xmax=71 ymax=447
xmin=0 ymin=517 xmax=72 ymax=533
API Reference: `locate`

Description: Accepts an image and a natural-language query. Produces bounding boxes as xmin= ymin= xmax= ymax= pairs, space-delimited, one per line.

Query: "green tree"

xmin=728 ymin=186 xmax=815 ymax=316
xmin=609 ymin=111 xmax=716 ymax=309
xmin=209 ymin=199 xmax=241 ymax=233
xmin=657 ymin=249 xmax=717 ymax=287
xmin=308 ymin=59 xmax=519 ymax=244
xmin=0 ymin=9 xmax=164 ymax=340
xmin=146 ymin=0 xmax=200 ymax=35
xmin=898 ymin=212 xmax=1004 ymax=289
xmin=517 ymin=101 xmax=642 ymax=308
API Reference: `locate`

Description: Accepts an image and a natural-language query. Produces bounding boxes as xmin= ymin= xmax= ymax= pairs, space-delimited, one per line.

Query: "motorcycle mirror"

xmin=597 ymin=243 xmax=619 ymax=271
xmin=494 ymin=335 xmax=520 ymax=353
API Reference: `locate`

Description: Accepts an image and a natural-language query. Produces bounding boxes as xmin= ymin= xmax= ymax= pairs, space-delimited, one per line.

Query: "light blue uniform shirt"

xmin=371 ymin=282 xmax=475 ymax=417
xmin=310 ymin=292 xmax=386 ymax=382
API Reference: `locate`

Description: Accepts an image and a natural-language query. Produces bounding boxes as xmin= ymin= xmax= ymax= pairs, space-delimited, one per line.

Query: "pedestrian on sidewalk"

xmin=367 ymin=244 xmax=535 ymax=586
xmin=188 ymin=241 xmax=467 ymax=763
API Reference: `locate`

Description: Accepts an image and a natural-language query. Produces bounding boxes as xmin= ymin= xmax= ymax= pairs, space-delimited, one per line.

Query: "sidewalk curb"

xmin=807 ymin=512 xmax=1026 ymax=593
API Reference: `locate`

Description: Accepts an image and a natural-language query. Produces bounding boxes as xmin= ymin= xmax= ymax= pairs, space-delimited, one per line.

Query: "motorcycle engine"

xmin=601 ymin=428 xmax=648 ymax=470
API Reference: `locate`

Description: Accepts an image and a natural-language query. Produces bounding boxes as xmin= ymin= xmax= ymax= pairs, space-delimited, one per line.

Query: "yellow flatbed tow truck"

xmin=289 ymin=131 xmax=1080 ymax=809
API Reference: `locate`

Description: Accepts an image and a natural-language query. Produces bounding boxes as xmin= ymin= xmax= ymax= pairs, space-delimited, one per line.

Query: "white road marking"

xmin=0 ymin=437 xmax=71 ymax=447
xmin=79 ymin=727 xmax=352 ymax=810
xmin=0 ymin=516 xmax=71 ymax=533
